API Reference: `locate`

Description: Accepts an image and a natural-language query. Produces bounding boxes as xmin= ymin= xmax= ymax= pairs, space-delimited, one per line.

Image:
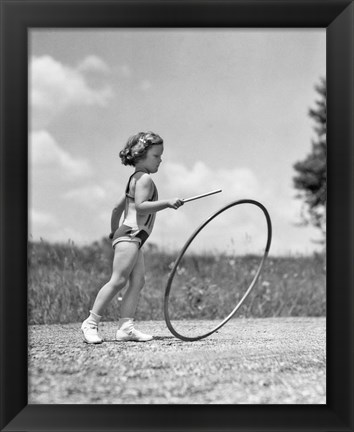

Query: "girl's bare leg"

xmin=90 ymin=241 xmax=140 ymax=317
xmin=120 ymin=249 xmax=145 ymax=318
xmin=116 ymin=249 xmax=152 ymax=341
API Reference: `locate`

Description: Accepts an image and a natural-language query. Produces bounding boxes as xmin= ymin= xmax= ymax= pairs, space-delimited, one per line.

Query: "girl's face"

xmin=137 ymin=144 xmax=164 ymax=174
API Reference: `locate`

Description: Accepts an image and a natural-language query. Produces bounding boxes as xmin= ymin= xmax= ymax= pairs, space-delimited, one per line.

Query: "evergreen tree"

xmin=293 ymin=78 xmax=326 ymax=240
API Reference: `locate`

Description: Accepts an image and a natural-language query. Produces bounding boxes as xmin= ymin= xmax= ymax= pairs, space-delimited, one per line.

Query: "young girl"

xmin=81 ymin=131 xmax=184 ymax=343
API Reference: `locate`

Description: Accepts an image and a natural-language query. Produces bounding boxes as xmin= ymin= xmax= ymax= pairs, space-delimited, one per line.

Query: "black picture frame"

xmin=1 ymin=0 xmax=353 ymax=431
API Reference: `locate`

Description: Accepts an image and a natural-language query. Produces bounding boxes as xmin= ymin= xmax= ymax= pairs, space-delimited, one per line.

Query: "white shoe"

xmin=81 ymin=319 xmax=103 ymax=344
xmin=115 ymin=319 xmax=153 ymax=342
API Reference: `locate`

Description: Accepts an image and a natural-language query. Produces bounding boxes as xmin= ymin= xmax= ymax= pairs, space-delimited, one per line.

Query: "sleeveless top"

xmin=122 ymin=170 xmax=158 ymax=238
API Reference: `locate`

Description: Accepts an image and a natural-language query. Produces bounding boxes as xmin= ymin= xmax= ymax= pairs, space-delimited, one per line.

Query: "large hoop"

xmin=163 ymin=199 xmax=272 ymax=341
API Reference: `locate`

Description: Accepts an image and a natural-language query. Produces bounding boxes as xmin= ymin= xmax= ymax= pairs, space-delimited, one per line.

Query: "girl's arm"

xmin=110 ymin=193 xmax=126 ymax=234
xmin=135 ymin=174 xmax=183 ymax=215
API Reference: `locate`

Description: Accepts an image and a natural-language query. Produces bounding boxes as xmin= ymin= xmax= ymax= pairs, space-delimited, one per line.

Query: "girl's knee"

xmin=110 ymin=273 xmax=129 ymax=291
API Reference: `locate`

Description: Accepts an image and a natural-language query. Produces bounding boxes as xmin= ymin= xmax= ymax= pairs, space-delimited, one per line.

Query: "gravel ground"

xmin=28 ymin=317 xmax=326 ymax=404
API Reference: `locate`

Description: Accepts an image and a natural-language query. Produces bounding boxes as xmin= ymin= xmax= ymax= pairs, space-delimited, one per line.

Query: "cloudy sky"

xmin=29 ymin=29 xmax=325 ymax=256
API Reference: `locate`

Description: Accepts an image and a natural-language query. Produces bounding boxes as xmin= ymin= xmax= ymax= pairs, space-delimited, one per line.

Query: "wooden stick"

xmin=182 ymin=189 xmax=222 ymax=203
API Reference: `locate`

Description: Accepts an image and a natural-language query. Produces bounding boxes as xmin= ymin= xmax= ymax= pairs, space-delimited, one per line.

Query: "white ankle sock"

xmin=87 ymin=310 xmax=102 ymax=325
xmin=118 ymin=317 xmax=133 ymax=330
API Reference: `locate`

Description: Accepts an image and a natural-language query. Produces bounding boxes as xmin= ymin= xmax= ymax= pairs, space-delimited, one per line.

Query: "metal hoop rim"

xmin=163 ymin=199 xmax=272 ymax=341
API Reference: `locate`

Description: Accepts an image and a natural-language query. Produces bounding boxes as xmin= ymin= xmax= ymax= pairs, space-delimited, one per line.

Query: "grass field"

xmin=28 ymin=239 xmax=326 ymax=325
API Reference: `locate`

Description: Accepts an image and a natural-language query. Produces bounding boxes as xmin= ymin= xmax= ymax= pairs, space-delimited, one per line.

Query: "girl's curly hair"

xmin=119 ymin=132 xmax=163 ymax=166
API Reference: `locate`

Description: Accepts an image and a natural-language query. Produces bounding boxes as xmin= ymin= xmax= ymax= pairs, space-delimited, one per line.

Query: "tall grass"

xmin=28 ymin=239 xmax=326 ymax=324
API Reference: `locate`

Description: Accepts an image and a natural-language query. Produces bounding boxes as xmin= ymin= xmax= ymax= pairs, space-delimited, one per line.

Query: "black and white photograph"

xmin=2 ymin=0 xmax=354 ymax=430
xmin=27 ymin=28 xmax=327 ymax=405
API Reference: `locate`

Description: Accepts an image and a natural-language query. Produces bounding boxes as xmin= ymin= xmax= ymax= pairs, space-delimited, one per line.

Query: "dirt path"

xmin=28 ymin=317 xmax=326 ymax=404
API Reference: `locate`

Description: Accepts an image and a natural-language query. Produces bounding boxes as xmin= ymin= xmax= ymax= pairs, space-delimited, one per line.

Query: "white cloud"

xmin=53 ymin=227 xmax=88 ymax=244
xmin=63 ymin=179 xmax=120 ymax=207
xmin=30 ymin=209 xmax=58 ymax=228
xmin=151 ymin=161 xmax=264 ymax=254
xmin=30 ymin=226 xmax=87 ymax=244
xmin=30 ymin=55 xmax=113 ymax=127
xmin=150 ymin=161 xmax=320 ymax=256
xmin=77 ymin=55 xmax=110 ymax=74
xmin=63 ymin=185 xmax=107 ymax=205
xmin=30 ymin=130 xmax=93 ymax=179
xmin=29 ymin=207 xmax=97 ymax=245
xmin=140 ymin=79 xmax=152 ymax=91
xmin=28 ymin=209 xmax=60 ymax=242
xmin=118 ymin=64 xmax=131 ymax=77
xmin=159 ymin=161 xmax=259 ymax=200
